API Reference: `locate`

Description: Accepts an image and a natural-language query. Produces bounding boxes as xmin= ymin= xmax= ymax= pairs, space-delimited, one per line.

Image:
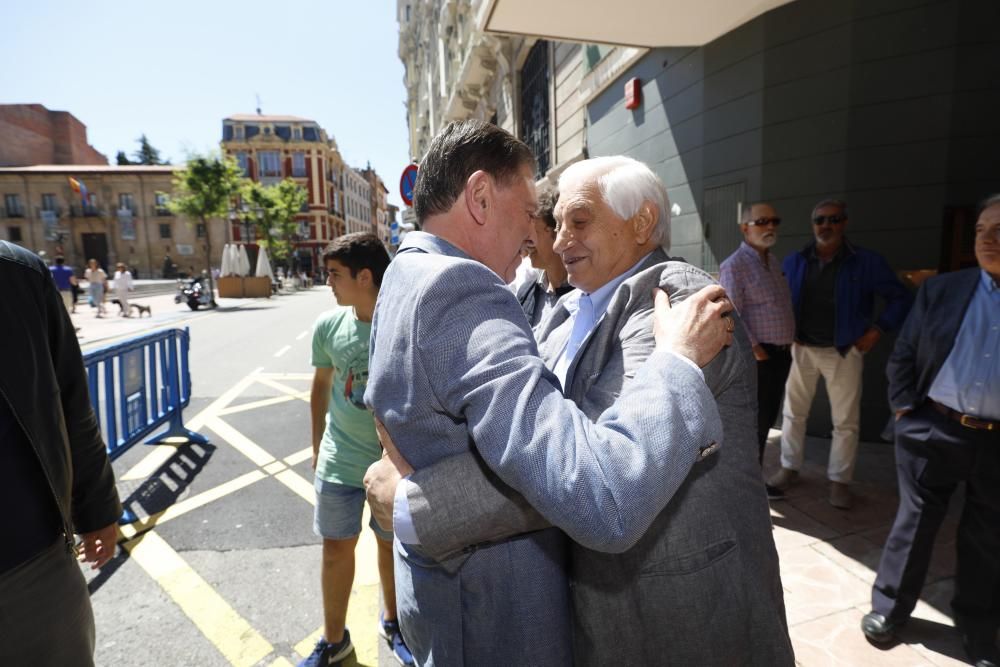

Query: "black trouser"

xmin=756 ymin=344 xmax=792 ymax=465
xmin=872 ymin=404 xmax=1000 ymax=640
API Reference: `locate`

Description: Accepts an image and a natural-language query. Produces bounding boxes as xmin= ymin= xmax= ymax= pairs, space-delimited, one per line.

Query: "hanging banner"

xmin=118 ymin=208 xmax=136 ymax=240
xmin=41 ymin=210 xmax=59 ymax=240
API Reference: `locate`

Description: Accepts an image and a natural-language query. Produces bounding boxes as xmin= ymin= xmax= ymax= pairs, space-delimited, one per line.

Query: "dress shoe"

xmin=765 ymin=484 xmax=786 ymax=501
xmin=861 ymin=612 xmax=901 ymax=645
xmin=963 ymin=633 xmax=1000 ymax=667
xmin=766 ymin=467 xmax=799 ymax=492
xmin=829 ymin=481 xmax=853 ymax=509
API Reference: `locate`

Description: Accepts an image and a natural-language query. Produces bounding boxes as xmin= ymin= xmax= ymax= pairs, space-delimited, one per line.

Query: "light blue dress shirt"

xmin=394 ymin=252 xmax=704 ymax=545
xmin=927 ymin=270 xmax=1000 ymax=421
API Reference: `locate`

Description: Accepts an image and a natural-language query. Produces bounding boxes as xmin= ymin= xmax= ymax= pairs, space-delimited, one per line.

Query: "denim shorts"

xmin=313 ymin=477 xmax=393 ymax=542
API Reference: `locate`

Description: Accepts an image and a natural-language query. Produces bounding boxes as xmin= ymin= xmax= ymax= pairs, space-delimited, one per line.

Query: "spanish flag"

xmin=68 ymin=177 xmax=88 ymax=206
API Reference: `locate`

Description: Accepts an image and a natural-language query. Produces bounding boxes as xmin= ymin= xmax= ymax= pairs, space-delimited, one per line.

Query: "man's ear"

xmin=357 ymin=267 xmax=373 ymax=287
xmin=464 ymin=170 xmax=490 ymax=226
xmin=631 ymin=201 xmax=658 ymax=244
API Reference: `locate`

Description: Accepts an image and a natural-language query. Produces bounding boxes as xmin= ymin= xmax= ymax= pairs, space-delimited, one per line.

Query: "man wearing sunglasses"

xmin=719 ymin=203 xmax=795 ymax=474
xmin=767 ymin=199 xmax=911 ymax=509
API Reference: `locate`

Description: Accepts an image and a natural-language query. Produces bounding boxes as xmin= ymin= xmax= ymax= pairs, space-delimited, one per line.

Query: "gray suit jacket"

xmin=404 ymin=250 xmax=794 ymax=666
xmin=365 ymin=234 xmax=725 ymax=666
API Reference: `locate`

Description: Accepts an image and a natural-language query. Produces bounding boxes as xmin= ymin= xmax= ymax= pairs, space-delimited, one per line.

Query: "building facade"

xmin=361 ymin=165 xmax=391 ymax=244
xmin=343 ymin=168 xmax=373 ymax=236
xmin=0 ymin=165 xmax=225 ymax=278
xmin=0 ymin=104 xmax=107 ymax=167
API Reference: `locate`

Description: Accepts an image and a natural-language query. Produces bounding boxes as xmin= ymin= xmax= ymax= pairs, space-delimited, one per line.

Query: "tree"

xmin=116 ymin=151 xmax=132 ymax=165
xmin=241 ymin=179 xmax=308 ymax=268
xmin=168 ymin=153 xmax=244 ymax=304
xmin=133 ymin=134 xmax=166 ymax=165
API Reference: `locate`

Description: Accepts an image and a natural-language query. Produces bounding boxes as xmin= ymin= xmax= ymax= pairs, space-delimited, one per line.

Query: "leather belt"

xmin=926 ymin=399 xmax=998 ymax=432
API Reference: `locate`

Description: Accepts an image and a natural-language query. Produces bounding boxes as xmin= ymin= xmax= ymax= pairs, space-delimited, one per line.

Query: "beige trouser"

xmin=780 ymin=343 xmax=863 ymax=483
xmin=60 ymin=289 xmax=73 ymax=313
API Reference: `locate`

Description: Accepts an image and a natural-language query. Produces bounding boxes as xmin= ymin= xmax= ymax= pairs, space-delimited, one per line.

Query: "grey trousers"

xmin=0 ymin=537 xmax=96 ymax=667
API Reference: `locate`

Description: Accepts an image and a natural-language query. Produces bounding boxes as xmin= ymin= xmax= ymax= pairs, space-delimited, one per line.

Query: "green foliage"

xmin=240 ymin=179 xmax=308 ymax=264
xmin=133 ymin=134 xmax=167 ymax=165
xmin=116 ymin=151 xmax=131 ymax=165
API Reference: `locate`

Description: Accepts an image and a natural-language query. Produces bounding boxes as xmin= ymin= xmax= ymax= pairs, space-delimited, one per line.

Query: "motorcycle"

xmin=174 ymin=276 xmax=214 ymax=311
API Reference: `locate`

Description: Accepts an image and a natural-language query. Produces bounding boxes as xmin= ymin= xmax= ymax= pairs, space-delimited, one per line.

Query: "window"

xmin=155 ymin=192 xmax=170 ymax=215
xmin=274 ymin=125 xmax=291 ymax=141
xmin=259 ymin=151 xmax=282 ymax=177
xmin=245 ymin=125 xmax=259 ymax=139
xmin=159 ymin=223 xmax=172 ymax=239
xmin=292 ymin=152 xmax=307 ymax=177
xmin=41 ymin=193 xmax=58 ymax=211
xmin=223 ymin=125 xmax=234 ymax=141
xmin=236 ymin=151 xmax=249 ymax=176
xmin=302 ymin=126 xmax=318 ymax=141
xmin=235 ymin=125 xmax=245 ymax=140
xmin=8 ymin=225 xmax=22 ymax=242
xmin=196 ymin=223 xmax=206 ymax=238
xmin=293 ymin=127 xmax=302 ymax=140
xmin=583 ymin=44 xmax=612 ymax=73
xmin=4 ymin=194 xmax=23 ymax=217
xmin=520 ymin=40 xmax=551 ymax=176
xmin=119 ymin=193 xmax=135 ymax=212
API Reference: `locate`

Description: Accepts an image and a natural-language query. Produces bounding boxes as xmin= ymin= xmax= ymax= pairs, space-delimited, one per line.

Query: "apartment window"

xmin=236 ymin=151 xmax=249 ymax=176
xmin=119 ymin=193 xmax=135 ymax=212
xmin=245 ymin=125 xmax=259 ymax=139
xmin=159 ymin=223 xmax=172 ymax=239
xmin=4 ymin=194 xmax=23 ymax=217
xmin=302 ymin=126 xmax=318 ymax=141
xmin=235 ymin=125 xmax=245 ymax=140
xmin=292 ymin=152 xmax=307 ymax=177
xmin=520 ymin=40 xmax=551 ymax=176
xmin=293 ymin=127 xmax=302 ymax=140
xmin=259 ymin=151 xmax=282 ymax=177
xmin=223 ymin=125 xmax=234 ymax=141
xmin=155 ymin=192 xmax=171 ymax=215
xmin=274 ymin=125 xmax=291 ymax=141
xmin=196 ymin=223 xmax=206 ymax=238
xmin=8 ymin=226 xmax=22 ymax=242
xmin=41 ymin=193 xmax=58 ymax=212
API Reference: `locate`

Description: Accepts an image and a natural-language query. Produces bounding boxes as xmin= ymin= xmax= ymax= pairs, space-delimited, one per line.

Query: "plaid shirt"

xmin=719 ymin=241 xmax=795 ymax=347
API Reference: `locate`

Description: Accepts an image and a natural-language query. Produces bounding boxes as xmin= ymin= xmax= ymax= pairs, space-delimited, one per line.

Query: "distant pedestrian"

xmin=84 ymin=258 xmax=108 ymax=318
xmin=767 ymin=199 xmax=911 ymax=509
xmin=719 ymin=202 xmax=795 ymax=474
xmin=861 ymin=195 xmax=1000 ymax=666
xmin=299 ymin=232 xmax=413 ymax=667
xmin=515 ymin=187 xmax=574 ymax=327
xmin=49 ymin=255 xmax=78 ymax=314
xmin=113 ymin=262 xmax=134 ymax=317
xmin=0 ymin=241 xmax=122 ymax=667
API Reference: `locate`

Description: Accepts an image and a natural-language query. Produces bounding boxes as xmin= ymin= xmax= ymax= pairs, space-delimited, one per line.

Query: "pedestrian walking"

xmin=767 ymin=199 xmax=911 ymax=509
xmin=113 ymin=262 xmax=134 ymax=317
xmin=84 ymin=258 xmax=108 ymax=318
xmin=49 ymin=255 xmax=77 ymax=315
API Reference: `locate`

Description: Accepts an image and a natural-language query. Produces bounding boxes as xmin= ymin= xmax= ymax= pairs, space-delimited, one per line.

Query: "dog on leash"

xmin=110 ymin=299 xmax=152 ymax=317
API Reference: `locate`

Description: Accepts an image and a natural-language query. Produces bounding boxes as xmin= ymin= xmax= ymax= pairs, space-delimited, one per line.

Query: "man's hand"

xmin=752 ymin=344 xmax=769 ymax=361
xmin=77 ymin=523 xmax=119 ymax=569
xmin=311 ymin=449 xmax=318 ymax=471
xmin=364 ymin=454 xmax=403 ymax=532
xmin=854 ymin=327 xmax=882 ymax=353
xmin=653 ymin=285 xmax=735 ymax=367
xmin=375 ymin=419 xmax=413 ymax=476
xmin=895 ymin=408 xmax=912 ymax=421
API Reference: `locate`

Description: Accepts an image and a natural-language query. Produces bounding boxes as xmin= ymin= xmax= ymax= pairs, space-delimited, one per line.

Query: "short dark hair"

xmin=322 ymin=232 xmax=391 ymax=287
xmin=413 ymin=120 xmax=536 ymax=223
xmin=55 ymin=256 xmax=65 ymax=265
xmin=536 ymin=187 xmax=559 ymax=231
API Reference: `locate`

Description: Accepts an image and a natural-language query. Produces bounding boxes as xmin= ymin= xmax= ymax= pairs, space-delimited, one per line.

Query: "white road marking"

xmin=273 ymin=345 xmax=291 ymax=358
xmin=295 ymin=329 xmax=309 ymax=340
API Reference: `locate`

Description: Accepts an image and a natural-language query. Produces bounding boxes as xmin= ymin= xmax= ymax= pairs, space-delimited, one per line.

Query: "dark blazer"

xmin=887 ymin=268 xmax=981 ymax=412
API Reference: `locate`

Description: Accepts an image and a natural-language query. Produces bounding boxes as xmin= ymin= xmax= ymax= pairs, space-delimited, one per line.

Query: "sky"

xmin=0 ymin=0 xmax=411 ymax=207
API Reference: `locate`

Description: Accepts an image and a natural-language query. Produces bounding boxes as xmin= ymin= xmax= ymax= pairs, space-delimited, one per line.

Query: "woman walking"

xmin=113 ymin=262 xmax=134 ymax=317
xmin=84 ymin=258 xmax=108 ymax=318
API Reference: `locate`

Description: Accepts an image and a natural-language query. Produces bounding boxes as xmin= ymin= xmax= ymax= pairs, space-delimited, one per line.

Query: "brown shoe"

xmin=829 ymin=482 xmax=852 ymax=509
xmin=766 ymin=467 xmax=799 ymax=491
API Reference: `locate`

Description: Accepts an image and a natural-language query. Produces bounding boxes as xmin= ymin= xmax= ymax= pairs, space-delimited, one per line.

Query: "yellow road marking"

xmin=284 ymin=447 xmax=313 ymax=466
xmin=205 ymin=417 xmax=276 ymax=467
xmin=269 ymin=658 xmax=295 ymax=667
xmin=125 ymin=531 xmax=274 ymax=666
xmin=275 ymin=469 xmax=316 ymax=505
xmin=294 ymin=628 xmax=323 ymax=661
xmin=119 ymin=470 xmax=267 ymax=540
xmin=262 ymin=372 xmax=313 ymax=380
xmin=254 ymin=376 xmax=309 ymax=397
xmin=216 ymin=393 xmax=303 ymax=416
xmin=120 ymin=444 xmax=183 ymax=481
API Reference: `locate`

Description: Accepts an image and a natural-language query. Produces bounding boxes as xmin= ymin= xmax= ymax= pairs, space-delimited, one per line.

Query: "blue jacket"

xmin=783 ymin=240 xmax=912 ymax=352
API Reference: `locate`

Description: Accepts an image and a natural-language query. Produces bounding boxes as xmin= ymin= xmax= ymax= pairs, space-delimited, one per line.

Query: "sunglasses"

xmin=746 ymin=217 xmax=781 ymax=227
xmin=813 ymin=215 xmax=846 ymax=225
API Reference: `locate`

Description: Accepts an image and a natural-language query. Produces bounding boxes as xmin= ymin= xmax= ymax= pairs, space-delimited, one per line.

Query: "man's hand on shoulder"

xmin=363 ymin=419 xmax=415 ymax=532
xmin=653 ymin=285 xmax=735 ymax=367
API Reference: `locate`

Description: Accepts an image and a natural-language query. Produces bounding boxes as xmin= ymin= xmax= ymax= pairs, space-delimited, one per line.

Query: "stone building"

xmin=0 ymin=164 xmax=225 ymax=278
xmin=0 ymin=104 xmax=107 ymax=167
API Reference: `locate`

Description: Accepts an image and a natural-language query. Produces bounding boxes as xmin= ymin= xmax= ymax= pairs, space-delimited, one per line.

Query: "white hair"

xmin=559 ymin=156 xmax=671 ymax=248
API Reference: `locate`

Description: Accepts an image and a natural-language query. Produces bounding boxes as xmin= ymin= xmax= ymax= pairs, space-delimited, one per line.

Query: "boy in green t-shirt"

xmin=300 ymin=233 xmax=413 ymax=667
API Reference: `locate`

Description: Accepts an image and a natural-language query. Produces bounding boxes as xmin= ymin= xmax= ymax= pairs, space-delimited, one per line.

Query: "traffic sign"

xmin=400 ymin=164 xmax=418 ymax=207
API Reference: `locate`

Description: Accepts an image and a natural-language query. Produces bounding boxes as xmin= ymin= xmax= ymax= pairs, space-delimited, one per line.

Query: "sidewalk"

xmin=764 ymin=431 xmax=970 ymax=666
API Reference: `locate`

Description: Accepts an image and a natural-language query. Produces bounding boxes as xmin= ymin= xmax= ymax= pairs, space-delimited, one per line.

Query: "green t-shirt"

xmin=311 ymin=307 xmax=379 ymax=487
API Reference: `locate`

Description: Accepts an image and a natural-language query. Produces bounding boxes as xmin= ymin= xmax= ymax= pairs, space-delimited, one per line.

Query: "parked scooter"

xmin=174 ymin=276 xmax=213 ymax=310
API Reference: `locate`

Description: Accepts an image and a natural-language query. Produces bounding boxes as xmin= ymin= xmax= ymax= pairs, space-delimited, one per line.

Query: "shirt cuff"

xmin=392 ymin=477 xmax=420 ymax=545
xmin=667 ymin=350 xmax=705 ymax=380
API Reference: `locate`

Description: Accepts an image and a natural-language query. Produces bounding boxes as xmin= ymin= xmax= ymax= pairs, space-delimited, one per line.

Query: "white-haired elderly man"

xmin=365 ymin=156 xmax=794 ymax=665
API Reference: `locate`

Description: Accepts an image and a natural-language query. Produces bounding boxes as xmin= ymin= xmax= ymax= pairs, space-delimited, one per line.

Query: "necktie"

xmin=564 ymin=294 xmax=594 ymax=363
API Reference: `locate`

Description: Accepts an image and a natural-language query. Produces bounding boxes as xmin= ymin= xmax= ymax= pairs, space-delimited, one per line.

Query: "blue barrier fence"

xmin=83 ymin=327 xmax=208 ymax=464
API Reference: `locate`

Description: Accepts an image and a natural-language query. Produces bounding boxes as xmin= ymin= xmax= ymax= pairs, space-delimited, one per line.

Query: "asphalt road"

xmin=83 ymin=287 xmax=397 ymax=667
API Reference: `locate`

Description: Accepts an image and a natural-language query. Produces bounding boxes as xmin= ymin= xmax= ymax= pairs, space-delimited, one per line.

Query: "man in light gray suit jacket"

xmin=364 ymin=123 xmax=738 ymax=665
xmin=368 ymin=156 xmax=794 ymax=665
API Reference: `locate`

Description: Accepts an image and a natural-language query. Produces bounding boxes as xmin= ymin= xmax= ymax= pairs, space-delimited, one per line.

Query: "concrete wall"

xmin=585 ymin=0 xmax=1000 ymax=440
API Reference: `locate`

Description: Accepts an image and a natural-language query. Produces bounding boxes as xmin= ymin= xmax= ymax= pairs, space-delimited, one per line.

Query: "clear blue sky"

xmin=0 ymin=0 xmax=411 ymax=206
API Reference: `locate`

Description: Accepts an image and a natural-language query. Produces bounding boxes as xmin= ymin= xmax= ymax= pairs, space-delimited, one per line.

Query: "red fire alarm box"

xmin=624 ymin=77 xmax=641 ymax=110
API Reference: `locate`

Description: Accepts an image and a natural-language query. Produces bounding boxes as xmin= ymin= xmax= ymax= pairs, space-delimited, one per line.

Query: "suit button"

xmin=699 ymin=442 xmax=719 ymax=460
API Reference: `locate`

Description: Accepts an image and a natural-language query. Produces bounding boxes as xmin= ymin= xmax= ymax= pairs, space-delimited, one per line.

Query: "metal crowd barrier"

xmin=83 ymin=327 xmax=208 ymax=464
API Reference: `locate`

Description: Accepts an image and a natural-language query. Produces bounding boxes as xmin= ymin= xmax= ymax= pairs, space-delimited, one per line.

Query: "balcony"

xmin=154 ymin=205 xmax=172 ymax=217
xmin=71 ymin=204 xmax=102 ymax=217
xmin=37 ymin=206 xmax=63 ymax=218
xmin=2 ymin=206 xmax=24 ymax=218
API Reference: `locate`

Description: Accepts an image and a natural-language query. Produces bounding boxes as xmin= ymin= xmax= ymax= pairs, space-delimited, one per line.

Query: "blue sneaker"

xmin=297 ymin=630 xmax=354 ymax=666
xmin=379 ymin=615 xmax=415 ymax=666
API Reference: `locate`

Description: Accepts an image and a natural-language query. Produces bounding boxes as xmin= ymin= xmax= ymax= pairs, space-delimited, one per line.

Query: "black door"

xmin=81 ymin=233 xmax=109 ymax=272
